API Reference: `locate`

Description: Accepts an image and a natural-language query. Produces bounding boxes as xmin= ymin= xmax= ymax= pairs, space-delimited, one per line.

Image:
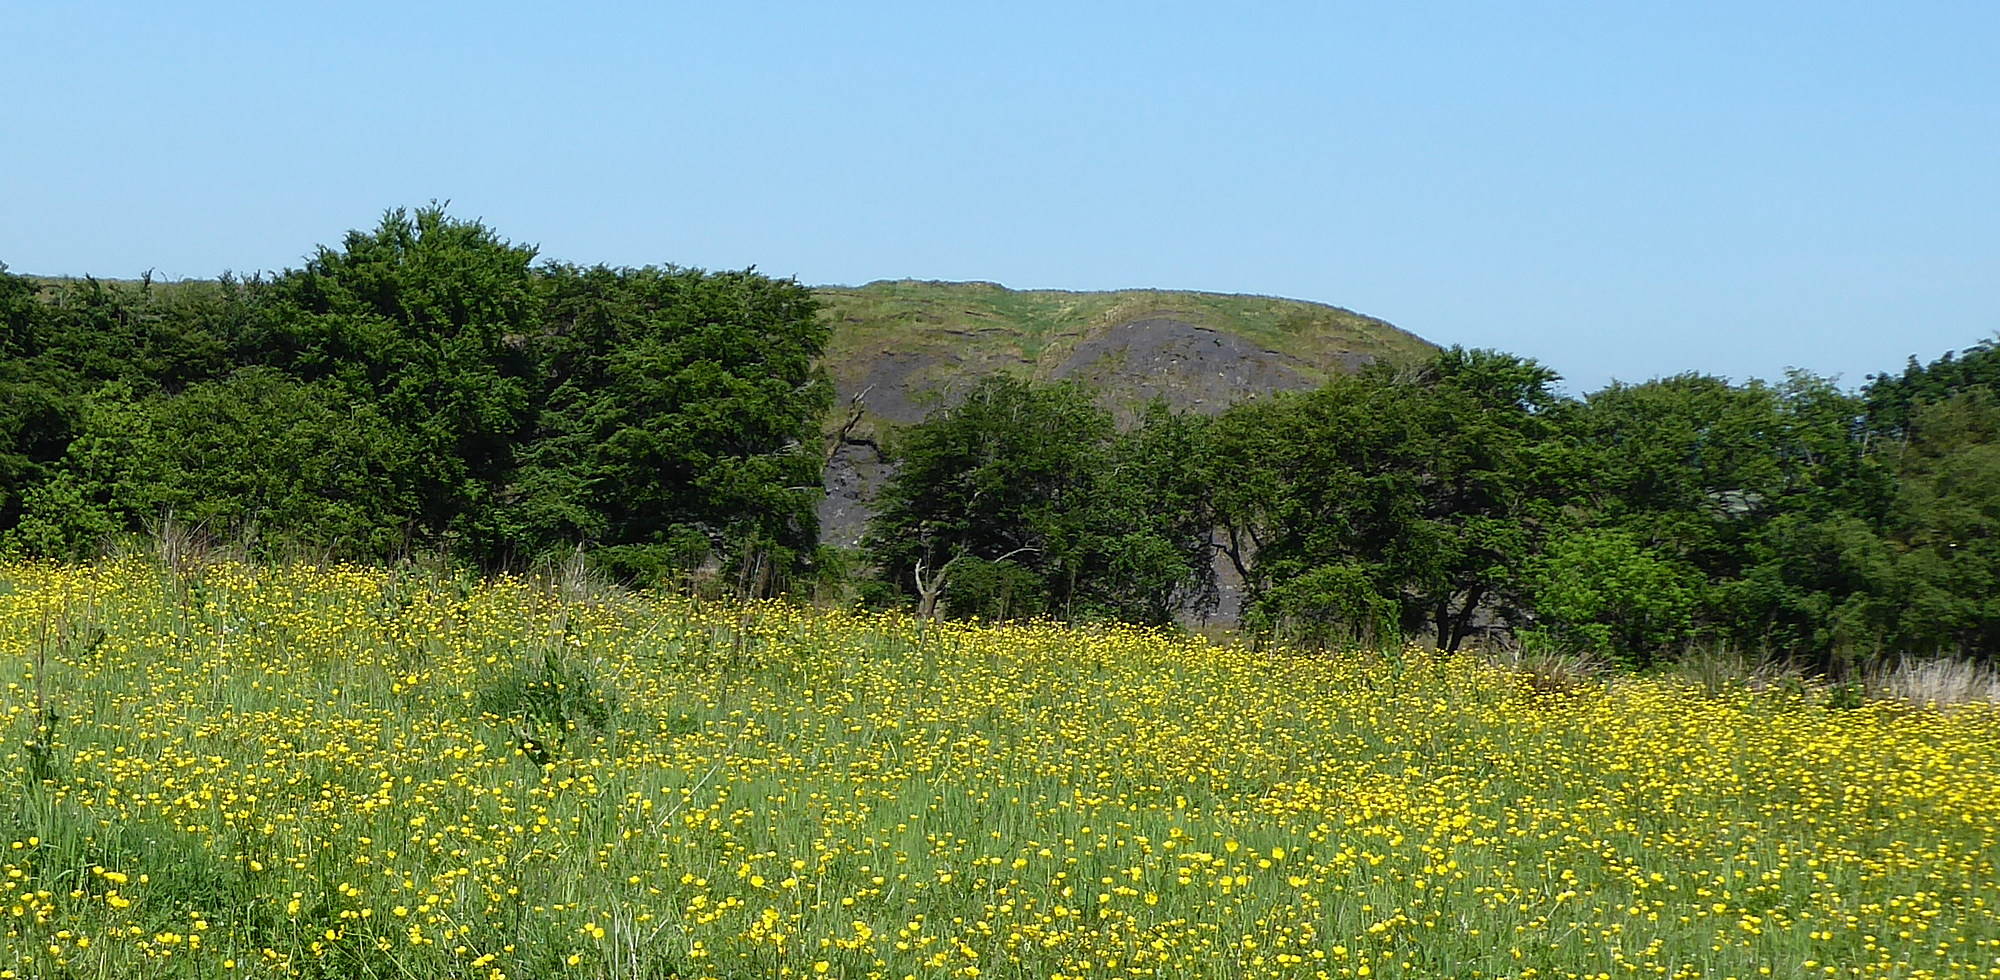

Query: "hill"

xmin=811 ymin=279 xmax=1432 ymax=546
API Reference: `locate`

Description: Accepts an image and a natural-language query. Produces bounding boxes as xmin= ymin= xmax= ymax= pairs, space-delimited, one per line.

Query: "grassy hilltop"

xmin=814 ymin=279 xmax=1431 ymax=422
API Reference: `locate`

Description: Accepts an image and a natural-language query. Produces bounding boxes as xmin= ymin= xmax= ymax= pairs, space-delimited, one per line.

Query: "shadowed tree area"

xmin=862 ymin=377 xmax=1215 ymax=624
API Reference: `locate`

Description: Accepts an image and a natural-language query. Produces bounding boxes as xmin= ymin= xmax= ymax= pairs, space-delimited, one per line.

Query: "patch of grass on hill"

xmin=815 ymin=279 xmax=1431 ymax=381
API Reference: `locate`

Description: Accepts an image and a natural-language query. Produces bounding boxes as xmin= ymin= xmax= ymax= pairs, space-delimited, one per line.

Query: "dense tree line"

xmin=7 ymin=207 xmax=2000 ymax=670
xmin=0 ymin=207 xmax=830 ymax=588
xmin=865 ymin=346 xmax=2000 ymax=671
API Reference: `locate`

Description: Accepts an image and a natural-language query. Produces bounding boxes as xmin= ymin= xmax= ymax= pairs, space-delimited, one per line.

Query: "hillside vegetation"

xmin=816 ymin=279 xmax=1429 ymax=419
xmin=4 ymin=560 xmax=1997 ymax=978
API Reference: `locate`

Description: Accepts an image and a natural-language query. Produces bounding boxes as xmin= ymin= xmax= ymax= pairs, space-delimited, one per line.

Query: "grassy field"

xmin=3 ymin=561 xmax=1997 ymax=979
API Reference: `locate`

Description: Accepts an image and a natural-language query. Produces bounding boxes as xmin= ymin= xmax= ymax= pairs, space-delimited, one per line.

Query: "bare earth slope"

xmin=814 ymin=280 xmax=1433 ymax=548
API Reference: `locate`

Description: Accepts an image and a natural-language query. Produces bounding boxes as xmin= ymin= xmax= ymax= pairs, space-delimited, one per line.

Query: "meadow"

xmin=2 ymin=560 xmax=1998 ymax=979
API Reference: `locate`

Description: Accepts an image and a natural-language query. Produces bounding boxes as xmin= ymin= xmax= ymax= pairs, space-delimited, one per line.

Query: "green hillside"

xmin=813 ymin=279 xmax=1430 ymax=421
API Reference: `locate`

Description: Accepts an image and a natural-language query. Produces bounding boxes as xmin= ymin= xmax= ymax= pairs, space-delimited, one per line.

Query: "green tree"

xmin=1 ymin=266 xmax=269 ymax=541
xmin=0 ymin=285 xmax=79 ymax=531
xmin=1862 ymin=337 xmax=2000 ymax=442
xmin=17 ymin=275 xmax=243 ymax=394
xmin=508 ymin=264 xmax=831 ymax=588
xmin=10 ymin=371 xmax=420 ymax=558
xmin=0 ymin=262 xmax=34 ymax=360
xmin=1558 ymin=371 xmax=1893 ymax=664
xmin=1874 ymin=389 xmax=2000 ymax=660
xmin=129 ymin=369 xmax=420 ymax=557
xmin=1077 ymin=403 xmax=1219 ymax=624
xmin=1243 ymin=562 xmax=1400 ymax=650
xmin=5 ymin=379 xmax=153 ymax=556
xmin=866 ymin=377 xmax=1112 ymax=620
xmin=1559 ymin=374 xmax=1790 ymax=574
xmin=245 ymin=206 xmax=539 ymax=554
xmin=1 ymin=209 xmax=837 ymax=583
xmin=1525 ymin=528 xmax=1700 ymax=668
xmin=1212 ymin=348 xmax=1567 ymax=650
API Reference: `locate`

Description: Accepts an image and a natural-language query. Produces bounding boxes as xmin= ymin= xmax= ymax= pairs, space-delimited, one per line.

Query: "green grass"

xmin=816 ymin=279 xmax=1430 ymax=383
xmin=12 ymin=559 xmax=1989 ymax=979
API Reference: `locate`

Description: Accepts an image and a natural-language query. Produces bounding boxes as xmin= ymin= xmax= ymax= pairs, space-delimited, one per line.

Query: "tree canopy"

xmin=0 ymin=207 xmax=830 ymax=585
xmin=863 ymin=377 xmax=1213 ymax=624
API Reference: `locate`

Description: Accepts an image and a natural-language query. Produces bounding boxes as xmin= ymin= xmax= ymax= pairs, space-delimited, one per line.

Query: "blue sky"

xmin=4 ymin=1 xmax=1995 ymax=393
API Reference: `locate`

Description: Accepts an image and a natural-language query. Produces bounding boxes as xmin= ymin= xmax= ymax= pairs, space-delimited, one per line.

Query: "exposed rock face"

xmin=819 ymin=439 xmax=892 ymax=550
xmin=1050 ymin=317 xmax=1325 ymax=416
xmin=855 ymin=351 xmax=958 ymax=424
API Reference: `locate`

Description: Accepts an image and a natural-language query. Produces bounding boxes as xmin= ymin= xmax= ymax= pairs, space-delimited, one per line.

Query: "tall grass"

xmin=1871 ymin=656 xmax=2000 ymax=708
xmin=3 ymin=559 xmax=1997 ymax=978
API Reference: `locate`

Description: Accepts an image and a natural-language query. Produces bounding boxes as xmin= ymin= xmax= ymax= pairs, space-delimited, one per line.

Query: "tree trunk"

xmin=1445 ymin=585 xmax=1486 ymax=652
xmin=915 ymin=568 xmax=948 ymax=621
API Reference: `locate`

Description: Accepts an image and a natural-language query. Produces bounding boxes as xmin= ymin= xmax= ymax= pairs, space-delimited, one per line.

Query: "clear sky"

xmin=4 ymin=1 xmax=1995 ymax=394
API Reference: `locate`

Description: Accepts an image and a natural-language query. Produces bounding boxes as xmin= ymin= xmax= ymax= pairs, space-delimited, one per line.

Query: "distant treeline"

xmin=5 ymin=208 xmax=1999 ymax=669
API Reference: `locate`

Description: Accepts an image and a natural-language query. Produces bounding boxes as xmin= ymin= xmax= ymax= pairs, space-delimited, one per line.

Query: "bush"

xmin=1245 ymin=563 xmax=1399 ymax=650
xmin=474 ymin=647 xmax=616 ymax=764
xmin=1527 ymin=528 xmax=1699 ymax=669
xmin=942 ymin=556 xmax=1047 ymax=621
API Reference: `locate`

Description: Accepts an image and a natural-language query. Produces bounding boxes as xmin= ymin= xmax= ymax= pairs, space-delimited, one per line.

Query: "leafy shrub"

xmin=1527 ymin=528 xmax=1699 ymax=669
xmin=590 ymin=526 xmax=716 ymax=590
xmin=1245 ymin=563 xmax=1399 ymax=650
xmin=943 ymin=556 xmax=1047 ymax=621
xmin=1825 ymin=681 xmax=1866 ymax=710
xmin=474 ymin=648 xmax=617 ymax=764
